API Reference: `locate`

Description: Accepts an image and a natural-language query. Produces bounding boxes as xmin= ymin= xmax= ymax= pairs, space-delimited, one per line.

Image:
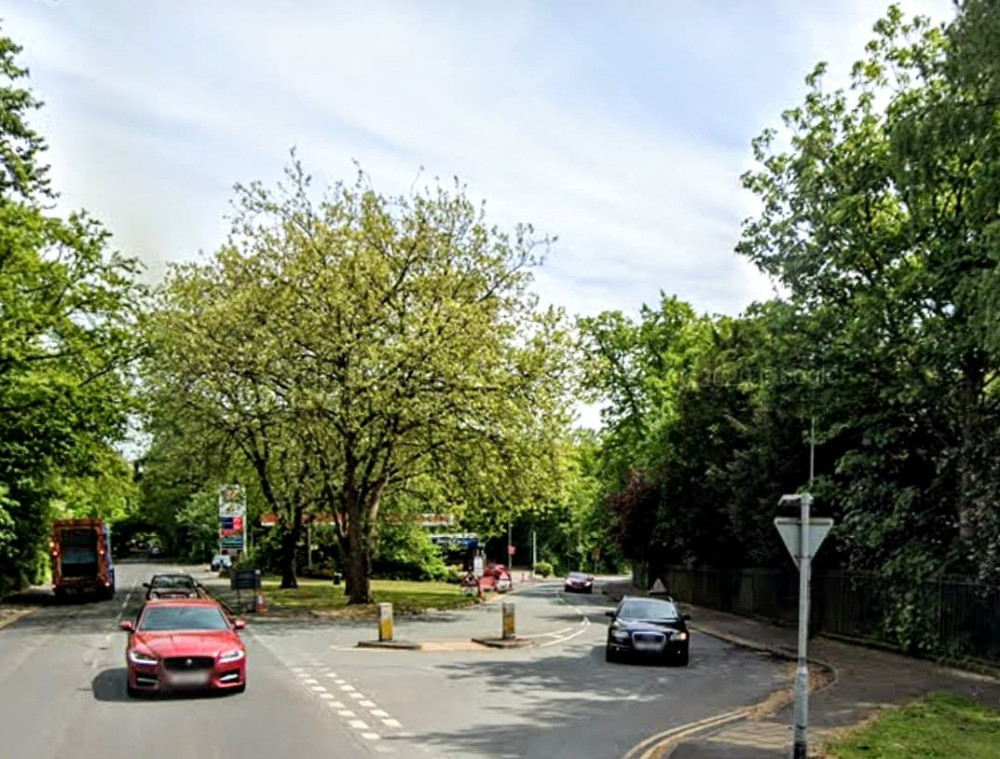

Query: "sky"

xmin=4 ymin=1 xmax=959 ymax=432
xmin=4 ymin=0 xmax=955 ymax=320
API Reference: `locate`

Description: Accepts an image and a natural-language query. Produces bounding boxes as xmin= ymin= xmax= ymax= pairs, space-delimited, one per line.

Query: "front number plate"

xmin=168 ymin=671 xmax=210 ymax=686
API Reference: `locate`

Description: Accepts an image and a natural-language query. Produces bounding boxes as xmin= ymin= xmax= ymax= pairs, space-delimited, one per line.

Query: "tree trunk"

xmin=346 ymin=487 xmax=371 ymax=604
xmin=279 ymin=508 xmax=303 ymax=589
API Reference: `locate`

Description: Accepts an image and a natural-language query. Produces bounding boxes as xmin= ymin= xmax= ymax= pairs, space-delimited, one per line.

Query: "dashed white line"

xmin=312 ymin=686 xmax=327 ymax=692
xmin=361 ymin=733 xmax=380 ymax=741
xmin=370 ymin=709 xmax=390 ymax=718
xmin=349 ymin=692 xmax=364 ymax=700
xmin=348 ymin=719 xmax=370 ymax=730
xmin=319 ymin=693 xmax=334 ymax=700
xmin=359 ymin=700 xmax=376 ymax=708
xmin=382 ymin=719 xmax=402 ymax=728
xmin=338 ymin=710 xmax=356 ymax=718
xmin=340 ymin=685 xmax=355 ymax=691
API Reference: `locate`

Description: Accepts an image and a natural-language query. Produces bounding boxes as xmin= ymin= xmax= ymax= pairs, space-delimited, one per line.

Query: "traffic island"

xmin=470 ymin=600 xmax=534 ymax=648
xmin=470 ymin=636 xmax=535 ymax=649
xmin=356 ymin=639 xmax=422 ymax=650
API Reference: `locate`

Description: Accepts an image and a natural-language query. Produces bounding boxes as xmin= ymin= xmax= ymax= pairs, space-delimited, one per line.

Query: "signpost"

xmin=774 ymin=494 xmax=833 ymax=759
xmin=218 ymin=485 xmax=246 ymax=557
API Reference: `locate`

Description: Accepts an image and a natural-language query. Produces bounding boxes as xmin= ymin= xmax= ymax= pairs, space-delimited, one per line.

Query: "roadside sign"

xmin=649 ymin=578 xmax=669 ymax=596
xmin=774 ymin=517 xmax=833 ymax=569
xmin=219 ymin=485 xmax=246 ymax=518
xmin=507 ymin=545 xmax=516 ymax=556
xmin=473 ymin=555 xmax=484 ymax=577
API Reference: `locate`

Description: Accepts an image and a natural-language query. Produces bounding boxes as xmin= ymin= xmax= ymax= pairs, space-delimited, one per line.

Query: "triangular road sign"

xmin=774 ymin=517 xmax=834 ymax=569
xmin=649 ymin=578 xmax=668 ymax=595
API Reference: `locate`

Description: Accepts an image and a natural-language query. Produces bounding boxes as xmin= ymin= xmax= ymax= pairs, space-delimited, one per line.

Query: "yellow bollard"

xmin=378 ymin=602 xmax=393 ymax=642
xmin=502 ymin=601 xmax=515 ymax=640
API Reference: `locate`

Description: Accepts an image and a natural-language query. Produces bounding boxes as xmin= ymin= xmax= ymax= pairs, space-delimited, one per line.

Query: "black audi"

xmin=605 ymin=597 xmax=691 ymax=665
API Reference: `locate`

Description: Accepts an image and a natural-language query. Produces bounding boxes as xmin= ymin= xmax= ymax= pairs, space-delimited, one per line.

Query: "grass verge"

xmin=823 ymin=692 xmax=1000 ymax=759
xmin=259 ymin=578 xmax=485 ymax=617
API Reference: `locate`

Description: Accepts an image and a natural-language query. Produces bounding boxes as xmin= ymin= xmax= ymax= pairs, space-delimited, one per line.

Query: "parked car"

xmin=564 ymin=571 xmax=594 ymax=594
xmin=211 ymin=554 xmax=233 ymax=572
xmin=605 ymin=596 xmax=691 ymax=665
xmin=144 ymin=574 xmax=199 ymax=600
xmin=121 ymin=598 xmax=247 ymax=697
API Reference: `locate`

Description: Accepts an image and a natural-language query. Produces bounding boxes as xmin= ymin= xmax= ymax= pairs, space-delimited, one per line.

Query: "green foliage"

xmin=584 ymin=2 xmax=1000 ymax=659
xmin=371 ymin=519 xmax=449 ymax=581
xmin=533 ymin=560 xmax=553 ymax=578
xmin=143 ymin=157 xmax=575 ymax=602
xmin=0 ymin=28 xmax=145 ymax=593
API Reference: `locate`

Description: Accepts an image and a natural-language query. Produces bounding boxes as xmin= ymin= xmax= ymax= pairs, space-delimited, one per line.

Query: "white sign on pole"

xmin=219 ymin=485 xmax=246 ymax=518
xmin=774 ymin=517 xmax=833 ymax=569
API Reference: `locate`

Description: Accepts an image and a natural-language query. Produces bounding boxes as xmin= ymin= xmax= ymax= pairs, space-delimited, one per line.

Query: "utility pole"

xmin=532 ymin=530 xmax=537 ymax=578
xmin=507 ymin=522 xmax=512 ymax=567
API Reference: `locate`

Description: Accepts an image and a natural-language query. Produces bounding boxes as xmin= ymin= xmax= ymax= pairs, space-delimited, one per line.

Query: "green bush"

xmin=534 ymin=561 xmax=553 ymax=578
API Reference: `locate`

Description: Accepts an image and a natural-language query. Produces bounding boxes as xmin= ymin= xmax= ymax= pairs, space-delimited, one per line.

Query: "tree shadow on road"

xmin=381 ymin=640 xmax=786 ymax=758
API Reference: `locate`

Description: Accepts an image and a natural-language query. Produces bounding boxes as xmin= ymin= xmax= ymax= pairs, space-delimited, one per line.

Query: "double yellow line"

xmin=621 ymin=708 xmax=751 ymax=759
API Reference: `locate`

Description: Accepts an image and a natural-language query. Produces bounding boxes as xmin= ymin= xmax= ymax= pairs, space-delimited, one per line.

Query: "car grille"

xmin=632 ymin=632 xmax=666 ymax=644
xmin=162 ymin=656 xmax=215 ymax=671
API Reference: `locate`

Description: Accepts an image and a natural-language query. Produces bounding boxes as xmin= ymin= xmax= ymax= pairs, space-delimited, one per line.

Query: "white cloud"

xmin=2 ymin=0 xmax=958 ymax=320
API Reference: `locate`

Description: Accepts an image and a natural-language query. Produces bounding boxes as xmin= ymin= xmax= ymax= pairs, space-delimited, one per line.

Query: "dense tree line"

xmin=0 ymin=31 xmax=143 ymax=595
xmin=581 ymin=2 xmax=1000 ymax=645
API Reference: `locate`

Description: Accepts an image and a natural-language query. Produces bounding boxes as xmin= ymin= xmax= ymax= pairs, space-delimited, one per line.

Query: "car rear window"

xmin=152 ymin=575 xmax=195 ymax=588
xmin=138 ymin=606 xmax=229 ymax=631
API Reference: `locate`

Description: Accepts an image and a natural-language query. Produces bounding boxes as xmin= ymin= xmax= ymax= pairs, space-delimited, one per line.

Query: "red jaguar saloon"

xmin=120 ymin=598 xmax=247 ymax=697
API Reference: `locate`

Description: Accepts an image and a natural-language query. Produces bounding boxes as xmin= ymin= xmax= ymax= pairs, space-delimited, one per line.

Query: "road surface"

xmin=0 ymin=562 xmax=787 ymax=758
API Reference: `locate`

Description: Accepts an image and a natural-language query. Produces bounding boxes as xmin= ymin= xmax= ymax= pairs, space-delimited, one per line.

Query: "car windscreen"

xmin=151 ymin=576 xmax=195 ymax=588
xmin=617 ymin=599 xmax=679 ymax=621
xmin=569 ymin=573 xmax=589 ymax=579
xmin=138 ymin=606 xmax=229 ymax=631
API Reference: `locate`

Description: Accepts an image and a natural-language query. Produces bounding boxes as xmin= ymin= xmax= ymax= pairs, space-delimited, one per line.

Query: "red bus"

xmin=51 ymin=519 xmax=116 ymax=600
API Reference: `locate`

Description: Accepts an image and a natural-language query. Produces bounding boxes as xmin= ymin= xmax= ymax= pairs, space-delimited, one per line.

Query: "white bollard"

xmin=378 ymin=602 xmax=393 ymax=642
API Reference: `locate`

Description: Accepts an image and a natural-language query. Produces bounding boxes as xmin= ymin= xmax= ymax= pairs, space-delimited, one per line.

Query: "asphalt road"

xmin=0 ymin=563 xmax=787 ymax=759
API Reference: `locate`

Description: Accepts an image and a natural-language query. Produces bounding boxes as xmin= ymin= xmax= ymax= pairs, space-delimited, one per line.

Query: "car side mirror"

xmin=605 ymin=610 xmax=615 ymax=619
xmin=142 ymin=582 xmax=150 ymax=588
xmin=120 ymin=620 xmax=135 ymax=632
xmin=682 ymin=614 xmax=692 ymax=621
xmin=233 ymin=619 xmax=246 ymax=630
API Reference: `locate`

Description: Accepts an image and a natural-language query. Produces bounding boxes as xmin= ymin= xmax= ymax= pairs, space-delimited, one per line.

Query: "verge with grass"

xmin=824 ymin=692 xmax=1000 ymax=759
xmin=259 ymin=578 xmax=488 ymax=617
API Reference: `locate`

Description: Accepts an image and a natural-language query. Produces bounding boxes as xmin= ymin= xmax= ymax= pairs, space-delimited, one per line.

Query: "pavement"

xmin=0 ymin=563 xmax=791 ymax=759
xmin=654 ymin=604 xmax=1000 ymax=758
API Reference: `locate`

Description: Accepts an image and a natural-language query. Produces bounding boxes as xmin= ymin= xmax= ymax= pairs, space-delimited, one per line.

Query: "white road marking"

xmin=359 ymin=700 xmax=376 ymax=708
xmin=326 ymin=672 xmax=339 ymax=678
xmin=382 ymin=719 xmax=402 ymax=728
xmin=319 ymin=693 xmax=334 ymax=700
xmin=311 ymin=686 xmax=327 ymax=692
xmin=361 ymin=733 xmax=380 ymax=741
xmin=340 ymin=685 xmax=355 ymax=691
xmin=348 ymin=720 xmax=370 ymax=730
xmin=302 ymin=677 xmax=318 ymax=684
xmin=349 ymin=692 xmax=364 ymax=700
xmin=327 ymin=701 xmax=345 ymax=709
xmin=338 ymin=710 xmax=356 ymax=718
xmin=370 ymin=709 xmax=390 ymax=718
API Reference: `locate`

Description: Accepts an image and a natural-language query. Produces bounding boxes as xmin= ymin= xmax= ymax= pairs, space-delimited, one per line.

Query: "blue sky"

xmin=5 ymin=0 xmax=953 ymax=324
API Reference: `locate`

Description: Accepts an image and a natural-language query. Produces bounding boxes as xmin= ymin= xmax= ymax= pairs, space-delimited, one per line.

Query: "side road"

xmin=652 ymin=603 xmax=1000 ymax=758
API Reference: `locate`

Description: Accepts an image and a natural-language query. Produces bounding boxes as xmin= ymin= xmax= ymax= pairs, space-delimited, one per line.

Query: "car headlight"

xmin=128 ymin=649 xmax=158 ymax=666
xmin=219 ymin=649 xmax=245 ymax=663
xmin=672 ymin=631 xmax=688 ymax=642
xmin=611 ymin=627 xmax=630 ymax=641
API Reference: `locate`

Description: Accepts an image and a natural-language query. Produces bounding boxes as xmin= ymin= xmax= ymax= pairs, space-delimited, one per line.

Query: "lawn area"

xmin=259 ymin=578 xmax=484 ymax=617
xmin=824 ymin=692 xmax=1000 ymax=759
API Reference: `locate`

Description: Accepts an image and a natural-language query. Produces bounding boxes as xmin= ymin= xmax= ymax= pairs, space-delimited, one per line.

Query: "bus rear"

xmin=51 ymin=519 xmax=116 ymax=600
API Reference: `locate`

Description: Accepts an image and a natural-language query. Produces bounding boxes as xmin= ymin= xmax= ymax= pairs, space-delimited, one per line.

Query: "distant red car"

xmin=483 ymin=563 xmax=507 ymax=578
xmin=564 ymin=572 xmax=595 ymax=593
xmin=121 ymin=598 xmax=247 ymax=697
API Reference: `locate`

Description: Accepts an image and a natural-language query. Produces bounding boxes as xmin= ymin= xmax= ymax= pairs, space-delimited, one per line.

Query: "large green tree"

xmin=145 ymin=161 xmax=575 ymax=602
xmin=0 ymin=30 xmax=144 ymax=594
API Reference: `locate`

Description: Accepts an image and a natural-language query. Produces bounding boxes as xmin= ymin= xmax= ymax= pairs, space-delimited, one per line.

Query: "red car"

xmin=120 ymin=598 xmax=247 ymax=697
xmin=564 ymin=572 xmax=595 ymax=593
